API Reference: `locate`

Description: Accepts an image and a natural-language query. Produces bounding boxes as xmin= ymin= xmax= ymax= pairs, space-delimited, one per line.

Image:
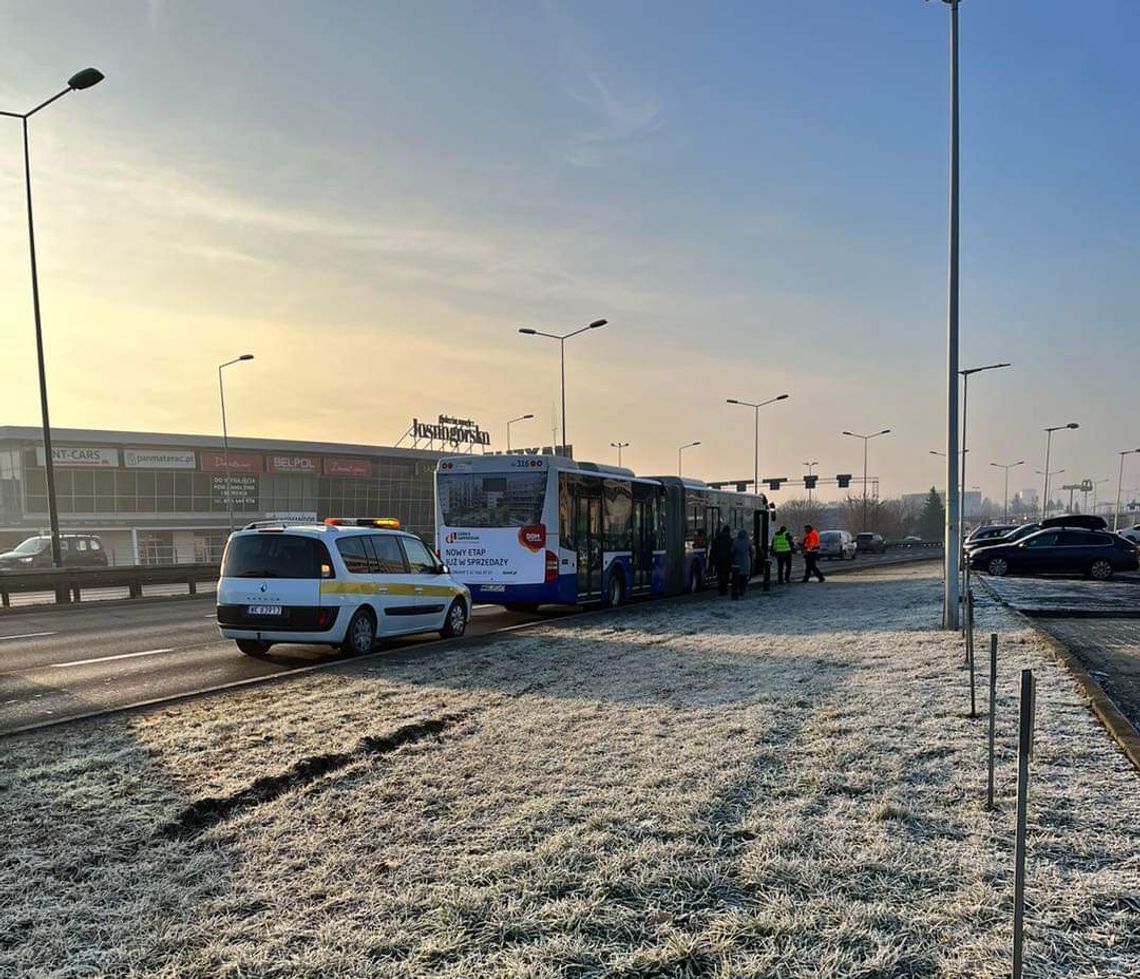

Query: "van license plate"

xmin=247 ymin=605 xmax=282 ymax=616
xmin=481 ymin=585 xmax=505 ymax=593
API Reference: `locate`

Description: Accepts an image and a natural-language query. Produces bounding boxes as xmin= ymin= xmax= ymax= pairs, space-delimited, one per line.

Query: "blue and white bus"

xmin=434 ymin=454 xmax=769 ymax=609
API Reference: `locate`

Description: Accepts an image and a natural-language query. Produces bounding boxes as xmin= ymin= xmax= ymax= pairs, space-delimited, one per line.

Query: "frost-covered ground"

xmin=2 ymin=566 xmax=1138 ymax=978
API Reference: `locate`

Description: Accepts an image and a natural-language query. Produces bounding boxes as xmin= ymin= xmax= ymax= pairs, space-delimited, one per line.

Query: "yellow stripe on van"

xmin=319 ymin=582 xmax=464 ymax=598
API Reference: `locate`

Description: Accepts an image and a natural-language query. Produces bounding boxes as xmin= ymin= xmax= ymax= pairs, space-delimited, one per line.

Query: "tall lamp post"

xmin=219 ymin=355 xmax=254 ymax=533
xmin=930 ymin=0 xmax=961 ymax=629
xmin=1041 ymin=423 xmax=1079 ymax=519
xmin=678 ymin=441 xmax=700 ymax=477
xmin=842 ymin=429 xmax=891 ymax=531
xmin=804 ymin=460 xmax=819 ymax=503
xmin=989 ymin=460 xmax=1025 ymax=523
xmin=610 ymin=441 xmax=629 ymax=467
xmin=1114 ymin=449 xmax=1140 ymax=531
xmin=726 ymin=394 xmax=789 ymax=490
xmin=506 ymin=413 xmax=534 ymax=452
xmin=2 ymin=67 xmax=105 ymax=568
xmin=959 ymin=363 xmax=1010 ymax=529
xmin=518 ymin=319 xmax=607 ymax=457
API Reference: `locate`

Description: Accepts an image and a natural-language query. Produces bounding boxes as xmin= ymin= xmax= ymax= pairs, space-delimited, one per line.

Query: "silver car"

xmin=818 ymin=530 xmax=857 ymax=560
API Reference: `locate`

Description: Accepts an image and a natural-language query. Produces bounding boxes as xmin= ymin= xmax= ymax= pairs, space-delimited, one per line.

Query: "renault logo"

xmin=260 ymin=583 xmax=268 ymax=593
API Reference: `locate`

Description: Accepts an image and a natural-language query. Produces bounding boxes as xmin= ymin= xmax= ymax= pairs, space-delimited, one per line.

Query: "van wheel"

xmin=441 ymin=599 xmax=468 ymax=638
xmin=341 ymin=608 xmax=376 ymax=655
xmin=606 ymin=571 xmax=624 ymax=608
xmin=1089 ymin=559 xmax=1114 ymax=581
xmin=236 ymin=639 xmax=272 ymax=657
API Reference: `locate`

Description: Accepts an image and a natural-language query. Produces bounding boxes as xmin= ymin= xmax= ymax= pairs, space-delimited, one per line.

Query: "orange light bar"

xmin=365 ymin=517 xmax=401 ymax=529
xmin=324 ymin=518 xmax=345 ymax=526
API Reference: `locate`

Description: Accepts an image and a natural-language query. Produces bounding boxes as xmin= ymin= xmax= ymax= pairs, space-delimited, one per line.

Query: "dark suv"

xmin=855 ymin=533 xmax=887 ymax=554
xmin=0 ymin=534 xmax=109 ymax=571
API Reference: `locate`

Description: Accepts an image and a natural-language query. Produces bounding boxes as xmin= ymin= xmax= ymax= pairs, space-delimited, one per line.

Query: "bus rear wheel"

xmin=606 ymin=571 xmax=624 ymax=608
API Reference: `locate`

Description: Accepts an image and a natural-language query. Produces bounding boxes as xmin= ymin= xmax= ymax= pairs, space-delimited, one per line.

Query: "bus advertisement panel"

xmin=435 ymin=458 xmax=553 ymax=590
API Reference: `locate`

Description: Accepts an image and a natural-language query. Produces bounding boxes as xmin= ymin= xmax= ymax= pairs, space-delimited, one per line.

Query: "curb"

xmin=976 ymin=577 xmax=1140 ymax=773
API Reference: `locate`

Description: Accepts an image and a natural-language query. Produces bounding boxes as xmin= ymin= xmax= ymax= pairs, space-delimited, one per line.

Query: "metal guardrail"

xmin=885 ymin=540 xmax=944 ymax=550
xmin=0 ymin=563 xmax=219 ymax=608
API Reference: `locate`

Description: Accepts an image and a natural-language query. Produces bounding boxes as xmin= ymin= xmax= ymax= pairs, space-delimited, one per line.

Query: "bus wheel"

xmin=606 ymin=571 xmax=624 ymax=608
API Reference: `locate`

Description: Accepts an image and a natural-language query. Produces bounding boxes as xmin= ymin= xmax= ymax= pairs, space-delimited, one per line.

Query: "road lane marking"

xmin=0 ymin=632 xmax=58 ymax=642
xmin=50 ymin=648 xmax=175 ymax=669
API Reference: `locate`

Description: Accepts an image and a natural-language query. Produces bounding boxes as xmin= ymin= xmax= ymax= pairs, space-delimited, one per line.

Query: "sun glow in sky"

xmin=1 ymin=1 xmax=1138 ymax=504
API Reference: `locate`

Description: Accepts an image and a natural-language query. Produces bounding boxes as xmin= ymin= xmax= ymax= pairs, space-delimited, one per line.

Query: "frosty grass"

xmin=2 ymin=564 xmax=1137 ymax=978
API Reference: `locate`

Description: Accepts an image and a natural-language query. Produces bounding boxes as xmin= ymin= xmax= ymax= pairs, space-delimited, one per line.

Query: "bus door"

xmin=631 ymin=489 xmax=653 ymax=593
xmin=575 ymin=494 xmax=602 ymax=599
xmin=704 ymin=506 xmax=720 ymax=579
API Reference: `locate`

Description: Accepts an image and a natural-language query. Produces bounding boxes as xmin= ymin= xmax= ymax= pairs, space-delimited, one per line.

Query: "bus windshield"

xmin=437 ymin=471 xmax=546 ymax=528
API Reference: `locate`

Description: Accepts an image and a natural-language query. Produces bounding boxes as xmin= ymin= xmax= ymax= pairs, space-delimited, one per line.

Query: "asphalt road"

xmin=0 ymin=549 xmax=937 ymax=735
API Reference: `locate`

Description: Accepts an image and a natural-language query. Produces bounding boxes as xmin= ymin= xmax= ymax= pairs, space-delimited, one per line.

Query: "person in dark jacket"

xmin=730 ymin=529 xmax=754 ymax=599
xmin=710 ymin=525 xmax=734 ymax=596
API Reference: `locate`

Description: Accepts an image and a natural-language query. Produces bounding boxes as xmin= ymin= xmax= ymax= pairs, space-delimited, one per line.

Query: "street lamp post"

xmin=2 ymin=67 xmax=105 ymax=569
xmin=931 ymin=0 xmax=961 ymax=629
xmin=219 ymin=355 xmax=254 ymax=533
xmin=726 ymin=394 xmax=789 ymax=490
xmin=506 ymin=413 xmax=534 ymax=452
xmin=959 ymin=363 xmax=1011 ymax=530
xmin=842 ymin=429 xmax=891 ymax=532
xmin=804 ymin=460 xmax=819 ymax=503
xmin=1114 ymin=449 xmax=1140 ymax=531
xmin=610 ymin=441 xmax=629 ymax=467
xmin=989 ymin=461 xmax=1025 ymax=523
xmin=518 ymin=319 xmax=606 ymax=457
xmin=1041 ymin=423 xmax=1079 ymax=519
xmin=678 ymin=441 xmax=700 ymax=477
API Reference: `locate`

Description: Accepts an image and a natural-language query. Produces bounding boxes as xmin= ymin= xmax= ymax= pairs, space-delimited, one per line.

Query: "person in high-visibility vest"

xmin=771 ymin=524 xmax=794 ymax=584
xmin=801 ymin=524 xmax=825 ymax=583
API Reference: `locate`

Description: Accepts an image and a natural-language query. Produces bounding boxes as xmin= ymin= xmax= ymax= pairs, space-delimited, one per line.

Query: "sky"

xmin=1 ymin=0 xmax=1138 ymax=506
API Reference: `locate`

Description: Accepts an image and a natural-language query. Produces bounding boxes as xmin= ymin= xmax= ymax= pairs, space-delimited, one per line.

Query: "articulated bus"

xmin=434 ymin=454 xmax=770 ymax=609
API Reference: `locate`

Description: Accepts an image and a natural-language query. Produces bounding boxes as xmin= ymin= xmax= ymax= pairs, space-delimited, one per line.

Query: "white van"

xmin=216 ymin=518 xmax=471 ymax=656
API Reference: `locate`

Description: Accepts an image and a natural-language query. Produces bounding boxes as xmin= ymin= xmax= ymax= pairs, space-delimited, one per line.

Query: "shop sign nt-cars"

xmin=438 ymin=525 xmax=546 ymax=583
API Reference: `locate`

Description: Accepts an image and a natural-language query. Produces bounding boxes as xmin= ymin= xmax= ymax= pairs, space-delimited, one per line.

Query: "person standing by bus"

xmin=711 ymin=525 xmax=734 ymax=596
xmin=801 ymin=524 xmax=825 ymax=583
xmin=730 ymin=529 xmax=753 ymax=599
xmin=771 ymin=524 xmax=793 ymax=584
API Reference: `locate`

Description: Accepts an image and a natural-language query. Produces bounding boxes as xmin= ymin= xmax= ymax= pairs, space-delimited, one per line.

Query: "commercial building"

xmin=0 ymin=426 xmax=444 ymax=565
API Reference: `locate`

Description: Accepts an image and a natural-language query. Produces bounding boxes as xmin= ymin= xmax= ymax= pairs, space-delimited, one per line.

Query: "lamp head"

xmin=239 ymin=353 xmax=254 ymax=361
xmin=522 ymin=413 xmax=534 ymax=420
xmin=518 ymin=328 xmax=537 ymax=335
xmin=776 ymin=393 xmax=790 ymax=400
xmin=589 ymin=319 xmax=607 ymax=329
xmin=726 ymin=399 xmax=739 ymax=405
xmin=1067 ymin=422 xmax=1079 ymax=430
xmin=68 ymin=68 xmax=105 ymax=91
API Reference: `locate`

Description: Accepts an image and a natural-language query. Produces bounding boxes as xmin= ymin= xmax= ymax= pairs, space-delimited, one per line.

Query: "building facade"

xmin=0 ymin=427 xmax=443 ymax=565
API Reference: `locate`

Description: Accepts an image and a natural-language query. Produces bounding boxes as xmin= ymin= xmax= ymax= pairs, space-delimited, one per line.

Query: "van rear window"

xmin=222 ymin=534 xmax=330 ymax=579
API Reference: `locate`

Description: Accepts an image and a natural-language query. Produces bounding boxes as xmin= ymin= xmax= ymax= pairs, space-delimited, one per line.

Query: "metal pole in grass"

xmin=1012 ymin=668 xmax=1036 ymax=979
xmin=986 ymin=633 xmax=997 ymax=810
xmin=966 ymin=591 xmax=976 ymax=718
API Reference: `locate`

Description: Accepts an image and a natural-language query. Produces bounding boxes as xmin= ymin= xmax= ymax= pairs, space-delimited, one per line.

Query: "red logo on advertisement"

xmin=518 ymin=525 xmax=546 ymax=552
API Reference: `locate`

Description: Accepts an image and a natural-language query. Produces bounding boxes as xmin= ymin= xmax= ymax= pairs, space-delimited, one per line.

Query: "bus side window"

xmin=559 ymin=473 xmax=574 ymax=548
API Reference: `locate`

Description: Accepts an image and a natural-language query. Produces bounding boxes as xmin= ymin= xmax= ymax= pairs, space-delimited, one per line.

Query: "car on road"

xmin=216 ymin=518 xmax=471 ymax=657
xmin=0 ymin=533 xmax=109 ymax=571
xmin=965 ymin=515 xmax=1108 ymax=557
xmin=818 ymin=530 xmax=857 ymax=560
xmin=855 ymin=532 xmax=887 ymax=554
xmin=969 ymin=527 xmax=1139 ymax=580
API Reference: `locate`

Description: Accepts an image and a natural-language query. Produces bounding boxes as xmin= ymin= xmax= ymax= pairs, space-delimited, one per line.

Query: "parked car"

xmin=1117 ymin=525 xmax=1140 ymax=545
xmin=964 ymin=524 xmax=1016 ymax=546
xmin=903 ymin=534 xmax=923 ymax=542
xmin=855 ymin=532 xmax=887 ymax=554
xmin=217 ymin=517 xmax=471 ymax=656
xmin=0 ymin=534 xmax=109 ymax=571
xmin=818 ymin=530 xmax=857 ymax=560
xmin=969 ymin=527 xmax=1139 ymax=580
xmin=965 ymin=514 xmax=1108 ymax=557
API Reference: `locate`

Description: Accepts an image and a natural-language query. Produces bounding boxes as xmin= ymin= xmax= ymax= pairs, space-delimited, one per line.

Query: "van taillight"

xmin=320 ymin=563 xmax=334 ymax=579
xmin=545 ymin=550 xmax=559 ymax=583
